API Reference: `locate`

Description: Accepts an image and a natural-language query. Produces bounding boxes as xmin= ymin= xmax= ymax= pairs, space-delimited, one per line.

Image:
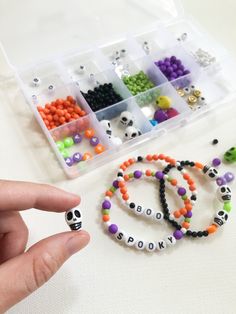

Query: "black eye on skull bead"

xmin=67 ymin=212 xmax=73 ymax=221
xmin=218 ymin=211 xmax=228 ymax=220
xmin=74 ymin=210 xmax=81 ymax=218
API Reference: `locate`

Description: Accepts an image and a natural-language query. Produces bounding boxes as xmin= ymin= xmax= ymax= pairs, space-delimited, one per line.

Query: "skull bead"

xmin=217 ymin=185 xmax=232 ymax=202
xmin=100 ymin=120 xmax=112 ymax=137
xmin=119 ymin=111 xmax=135 ymax=127
xmin=65 ymin=207 xmax=82 ymax=231
xmin=124 ymin=126 xmax=142 ymax=140
xmin=214 ymin=210 xmax=229 ymax=227
xmin=203 ymin=166 xmax=218 ymax=180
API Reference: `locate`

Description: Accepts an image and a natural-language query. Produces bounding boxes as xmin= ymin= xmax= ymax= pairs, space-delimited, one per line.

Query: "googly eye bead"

xmin=32 ymin=77 xmax=41 ymax=87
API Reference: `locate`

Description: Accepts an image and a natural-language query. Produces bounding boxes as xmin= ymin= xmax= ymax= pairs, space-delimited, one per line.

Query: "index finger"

xmin=0 ymin=180 xmax=81 ymax=212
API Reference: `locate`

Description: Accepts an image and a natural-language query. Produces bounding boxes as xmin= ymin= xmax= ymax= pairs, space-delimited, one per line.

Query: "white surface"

xmin=0 ymin=0 xmax=236 ymax=313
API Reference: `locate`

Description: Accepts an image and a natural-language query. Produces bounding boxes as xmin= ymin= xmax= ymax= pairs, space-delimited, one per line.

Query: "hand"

xmin=0 ymin=180 xmax=90 ymax=313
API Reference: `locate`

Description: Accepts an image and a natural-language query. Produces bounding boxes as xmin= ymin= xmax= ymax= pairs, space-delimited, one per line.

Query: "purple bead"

xmin=165 ymin=61 xmax=171 ymax=67
xmin=73 ymin=152 xmax=82 ymax=163
xmin=175 ymin=59 xmax=182 ymax=66
xmin=155 ymin=171 xmax=164 ymax=180
xmin=173 ymin=230 xmax=184 ymax=240
xmin=108 ymin=224 xmax=118 ymax=234
xmin=224 ymin=172 xmax=235 ymax=183
xmin=65 ymin=157 xmax=73 ymax=167
xmin=178 ymin=65 xmax=185 ymax=71
xmin=102 ymin=200 xmax=111 ymax=209
xmin=178 ymin=187 xmax=186 ymax=196
xmin=172 ymin=64 xmax=178 ymax=70
xmin=170 ymin=56 xmax=177 ymax=62
xmin=185 ymin=211 xmax=192 ymax=218
xmin=90 ymin=136 xmax=100 ymax=146
xmin=160 ymin=65 xmax=167 ymax=72
xmin=157 ymin=60 xmax=163 ymax=66
xmin=216 ymin=177 xmax=226 ymax=186
xmin=164 ymin=57 xmax=170 ymax=63
xmin=134 ymin=170 xmax=142 ymax=179
xmin=170 ymin=72 xmax=178 ymax=79
xmin=154 ymin=109 xmax=168 ymax=123
xmin=177 ymin=70 xmax=183 ymax=77
xmin=183 ymin=70 xmax=190 ymax=75
xmin=73 ymin=133 xmax=82 ymax=144
xmin=167 ymin=66 xmax=173 ymax=74
xmin=113 ymin=180 xmax=119 ymax=188
xmin=212 ymin=158 xmax=221 ymax=167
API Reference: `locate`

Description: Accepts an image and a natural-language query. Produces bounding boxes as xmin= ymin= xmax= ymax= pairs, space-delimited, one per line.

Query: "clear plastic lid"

xmin=0 ymin=0 xmax=183 ymax=68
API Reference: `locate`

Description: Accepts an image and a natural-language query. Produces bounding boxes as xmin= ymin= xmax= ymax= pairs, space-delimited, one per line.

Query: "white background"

xmin=0 ymin=0 xmax=236 ymax=313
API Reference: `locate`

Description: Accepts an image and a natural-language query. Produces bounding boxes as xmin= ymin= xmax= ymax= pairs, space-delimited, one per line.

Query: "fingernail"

xmin=66 ymin=231 xmax=90 ymax=255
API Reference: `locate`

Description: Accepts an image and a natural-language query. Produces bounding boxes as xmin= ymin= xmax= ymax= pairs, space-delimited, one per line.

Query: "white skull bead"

xmin=124 ymin=126 xmax=142 ymax=140
xmin=119 ymin=111 xmax=135 ymax=127
xmin=65 ymin=207 xmax=82 ymax=231
xmin=100 ymin=120 xmax=112 ymax=137
xmin=217 ymin=185 xmax=232 ymax=202
xmin=214 ymin=210 xmax=229 ymax=227
xmin=203 ymin=166 xmax=218 ymax=180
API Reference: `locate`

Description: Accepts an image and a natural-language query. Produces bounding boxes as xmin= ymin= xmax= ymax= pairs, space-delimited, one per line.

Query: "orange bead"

xmin=50 ymin=106 xmax=57 ymax=113
xmin=47 ymin=114 xmax=53 ymax=122
xmin=37 ymin=106 xmax=44 ymax=112
xmin=82 ymin=152 xmax=92 ymax=161
xmin=72 ymin=113 xmax=80 ymax=119
xmin=106 ymin=191 xmax=113 ymax=197
xmin=174 ymin=211 xmax=181 ymax=218
xmin=59 ymin=117 xmax=66 ymax=124
xmin=124 ymin=161 xmax=130 ymax=167
xmin=40 ymin=112 xmax=46 ymax=119
xmin=118 ymin=181 xmax=125 ymax=188
xmin=182 ymin=222 xmax=190 ymax=229
xmin=207 ymin=224 xmax=218 ymax=234
xmin=124 ymin=175 xmax=130 ymax=181
xmin=45 ymin=103 xmax=51 ymax=109
xmin=183 ymin=173 xmax=190 ymax=180
xmin=185 ymin=204 xmax=192 ymax=211
xmin=67 ymin=95 xmax=76 ymax=104
xmin=165 ymin=156 xmax=171 ymax=162
xmin=146 ymin=169 xmax=152 ymax=176
xmin=120 ymin=187 xmax=127 ymax=194
xmin=128 ymin=158 xmax=134 ymax=164
xmin=120 ymin=165 xmax=126 ymax=171
xmin=187 ymin=179 xmax=194 ymax=185
xmin=67 ymin=107 xmax=74 ymax=113
xmin=180 ymin=208 xmax=187 ymax=216
xmin=95 ymin=144 xmax=105 ymax=154
xmin=189 ymin=185 xmax=196 ymax=191
xmin=103 ymin=215 xmax=110 ymax=222
xmin=195 ymin=162 xmax=204 ymax=170
xmin=153 ymin=154 xmax=159 ymax=160
xmin=44 ymin=108 xmax=50 ymax=114
xmin=44 ymin=119 xmax=49 ymax=126
xmin=56 ymin=109 xmax=64 ymax=116
xmin=170 ymin=179 xmax=177 ymax=186
xmin=84 ymin=128 xmax=95 ymax=139
xmin=80 ymin=110 xmax=86 ymax=116
xmin=170 ymin=159 xmax=176 ymax=165
xmin=53 ymin=114 xmax=59 ymax=121
xmin=122 ymin=194 xmax=129 ymax=201
xmin=74 ymin=106 xmax=82 ymax=114
xmin=65 ymin=113 xmax=71 ymax=120
xmin=159 ymin=154 xmax=165 ymax=160
xmin=184 ymin=199 xmax=190 ymax=204
xmin=146 ymin=154 xmax=152 ymax=161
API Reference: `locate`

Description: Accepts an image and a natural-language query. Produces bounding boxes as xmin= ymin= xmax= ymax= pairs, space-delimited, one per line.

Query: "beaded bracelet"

xmin=117 ymin=169 xmax=194 ymax=226
xmin=102 ymin=175 xmax=192 ymax=252
xmin=159 ymin=160 xmax=233 ymax=237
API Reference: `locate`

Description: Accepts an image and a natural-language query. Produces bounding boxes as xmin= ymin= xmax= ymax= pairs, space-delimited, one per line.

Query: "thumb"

xmin=0 ymin=230 xmax=90 ymax=313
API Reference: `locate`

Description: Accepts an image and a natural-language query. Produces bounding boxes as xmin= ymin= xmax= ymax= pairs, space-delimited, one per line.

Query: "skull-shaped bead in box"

xmin=100 ymin=120 xmax=113 ymax=137
xmin=124 ymin=126 xmax=142 ymax=140
xmin=217 ymin=185 xmax=232 ymax=202
xmin=203 ymin=166 xmax=218 ymax=180
xmin=214 ymin=210 xmax=229 ymax=227
xmin=119 ymin=111 xmax=135 ymax=127
xmin=65 ymin=207 xmax=82 ymax=231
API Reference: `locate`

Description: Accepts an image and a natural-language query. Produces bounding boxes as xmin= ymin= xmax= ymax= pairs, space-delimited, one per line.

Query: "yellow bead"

xmin=187 ymin=95 xmax=198 ymax=105
xmin=177 ymin=89 xmax=185 ymax=97
xmin=156 ymin=95 xmax=172 ymax=109
xmin=193 ymin=89 xmax=201 ymax=98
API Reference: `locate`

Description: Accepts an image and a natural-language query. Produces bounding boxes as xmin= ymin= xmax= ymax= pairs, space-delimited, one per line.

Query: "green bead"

xmin=110 ymin=186 xmax=116 ymax=193
xmin=185 ymin=218 xmax=191 ymax=223
xmin=56 ymin=141 xmax=64 ymax=151
xmin=129 ymin=173 xmax=134 ymax=178
xmin=102 ymin=209 xmax=110 ymax=215
xmin=64 ymin=137 xmax=74 ymax=148
xmin=224 ymin=147 xmax=236 ymax=163
xmin=151 ymin=171 xmax=155 ymax=176
xmin=182 ymin=195 xmax=188 ymax=200
xmin=61 ymin=149 xmax=70 ymax=158
xmin=224 ymin=202 xmax=232 ymax=213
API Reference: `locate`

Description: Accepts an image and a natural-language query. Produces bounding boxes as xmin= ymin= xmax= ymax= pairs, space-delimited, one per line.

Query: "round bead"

xmin=61 ymin=149 xmax=70 ymax=158
xmin=125 ymin=235 xmax=136 ymax=246
xmin=145 ymin=241 xmax=157 ymax=252
xmin=82 ymin=152 xmax=92 ymax=161
xmin=212 ymin=139 xmax=219 ymax=145
xmin=65 ymin=157 xmax=73 ymax=167
xmin=154 ymin=109 xmax=168 ymax=123
xmin=165 ymin=235 xmax=176 ymax=246
xmin=177 ymin=187 xmax=186 ymax=196
xmin=173 ymin=230 xmax=184 ymax=240
xmin=216 ymin=177 xmax=226 ymax=186
xmin=153 ymin=211 xmax=164 ymax=221
xmin=134 ymin=170 xmax=142 ymax=179
xmin=224 ymin=172 xmax=235 ymax=183
xmin=185 ymin=211 xmax=193 ymax=218
xmin=73 ymin=134 xmax=83 ymax=144
xmin=155 ymin=171 xmax=164 ymax=180
xmin=113 ymin=180 xmax=119 ymax=189
xmin=90 ymin=136 xmax=100 ymax=146
xmin=84 ymin=128 xmax=95 ymax=139
xmin=95 ymin=144 xmax=105 ymax=154
xmin=56 ymin=141 xmax=64 ymax=151
xmin=156 ymin=240 xmax=167 ymax=251
xmin=144 ymin=208 xmax=154 ymax=218
xmin=135 ymin=240 xmax=146 ymax=250
xmin=166 ymin=108 xmax=179 ymax=119
xmin=108 ymin=224 xmax=118 ymax=234
xmin=134 ymin=205 xmax=144 ymax=215
xmin=64 ymin=137 xmax=74 ymax=148
xmin=72 ymin=152 xmax=82 ymax=163
xmin=102 ymin=200 xmax=111 ymax=209
xmin=212 ymin=158 xmax=221 ymax=167
xmin=115 ymin=230 xmax=126 ymax=242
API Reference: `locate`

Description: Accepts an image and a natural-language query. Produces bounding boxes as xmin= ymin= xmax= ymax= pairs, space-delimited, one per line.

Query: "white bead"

xmin=116 ymin=230 xmax=126 ymax=242
xmin=125 ymin=201 xmax=130 ymax=206
xmin=156 ymin=240 xmax=167 ymax=251
xmin=176 ymin=161 xmax=181 ymax=167
xmin=190 ymin=200 xmax=196 ymax=206
xmin=181 ymin=169 xmax=187 ymax=174
xmin=192 ymin=191 xmax=197 ymax=196
xmin=110 ymin=136 xmax=123 ymax=146
xmin=117 ymin=177 xmax=124 ymax=182
xmin=135 ymin=240 xmax=146 ymax=250
xmin=77 ymin=65 xmax=86 ymax=74
xmin=153 ymin=211 xmax=164 ymax=222
xmin=105 ymin=196 xmax=110 ymax=201
xmin=104 ymin=221 xmax=111 ymax=227
xmin=181 ymin=228 xmax=187 ymax=234
xmin=164 ymin=175 xmax=169 ymax=180
xmin=144 ymin=208 xmax=154 ymax=218
xmin=134 ymin=205 xmax=145 ymax=215
xmin=125 ymin=235 xmax=136 ymax=247
xmin=165 ymin=235 xmax=176 ymax=246
xmin=48 ymin=84 xmax=54 ymax=92
xmin=145 ymin=241 xmax=157 ymax=252
xmin=118 ymin=169 xmax=124 ymax=173
xmin=169 ymin=214 xmax=174 ymax=221
xmin=32 ymin=77 xmax=41 ymax=87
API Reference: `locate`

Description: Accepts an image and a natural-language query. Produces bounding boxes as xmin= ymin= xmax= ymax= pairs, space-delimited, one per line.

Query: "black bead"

xmin=177 ymin=166 xmax=183 ymax=171
xmin=137 ymin=156 xmax=143 ymax=162
xmin=212 ymin=139 xmax=218 ymax=145
xmin=203 ymin=231 xmax=209 ymax=237
xmin=186 ymin=230 xmax=192 ymax=236
xmin=192 ymin=232 xmax=197 ymax=238
xmin=197 ymin=231 xmax=203 ymax=237
xmin=129 ymin=203 xmax=135 ymax=209
xmin=190 ymin=162 xmax=195 ymax=167
xmin=117 ymin=172 xmax=123 ymax=177
xmin=190 ymin=195 xmax=197 ymax=201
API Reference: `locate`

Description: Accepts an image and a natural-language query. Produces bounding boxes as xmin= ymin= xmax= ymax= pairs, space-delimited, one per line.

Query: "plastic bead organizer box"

xmin=1 ymin=0 xmax=236 ymax=178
